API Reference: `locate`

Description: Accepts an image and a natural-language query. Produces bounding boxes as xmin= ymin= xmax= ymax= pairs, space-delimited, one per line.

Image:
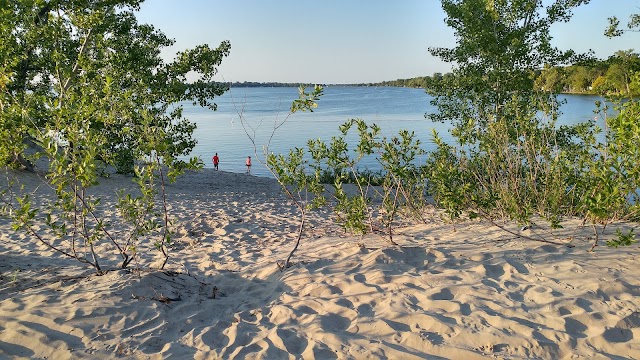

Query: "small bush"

xmin=607 ymin=229 xmax=637 ymax=248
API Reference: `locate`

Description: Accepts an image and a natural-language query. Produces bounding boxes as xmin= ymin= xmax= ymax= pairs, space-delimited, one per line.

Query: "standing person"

xmin=246 ymin=156 xmax=252 ymax=175
xmin=212 ymin=153 xmax=219 ymax=170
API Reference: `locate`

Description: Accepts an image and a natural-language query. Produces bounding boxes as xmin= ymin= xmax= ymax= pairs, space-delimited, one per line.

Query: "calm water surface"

xmin=180 ymin=87 xmax=604 ymax=178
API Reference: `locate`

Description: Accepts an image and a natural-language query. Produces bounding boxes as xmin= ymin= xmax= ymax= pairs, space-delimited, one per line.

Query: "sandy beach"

xmin=1 ymin=168 xmax=639 ymax=359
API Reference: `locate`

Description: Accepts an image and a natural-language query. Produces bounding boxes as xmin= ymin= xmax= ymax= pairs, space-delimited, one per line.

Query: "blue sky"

xmin=135 ymin=0 xmax=640 ymax=84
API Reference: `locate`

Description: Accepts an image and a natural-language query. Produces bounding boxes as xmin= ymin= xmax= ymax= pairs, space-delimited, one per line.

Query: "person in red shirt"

xmin=212 ymin=153 xmax=219 ymax=170
xmin=246 ymin=156 xmax=252 ymax=174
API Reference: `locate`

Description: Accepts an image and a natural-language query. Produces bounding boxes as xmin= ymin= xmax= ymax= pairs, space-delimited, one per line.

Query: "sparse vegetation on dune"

xmin=263 ymin=0 xmax=639 ymax=262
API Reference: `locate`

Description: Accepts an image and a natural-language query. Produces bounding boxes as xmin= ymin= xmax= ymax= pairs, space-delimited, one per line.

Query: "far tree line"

xmin=221 ymin=49 xmax=639 ymax=97
xmin=373 ymin=49 xmax=640 ymax=96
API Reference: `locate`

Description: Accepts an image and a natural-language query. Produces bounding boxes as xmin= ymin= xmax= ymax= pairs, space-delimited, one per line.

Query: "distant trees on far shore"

xmin=226 ymin=81 xmax=316 ymax=88
xmin=220 ymin=81 xmax=374 ymax=88
xmin=372 ymin=49 xmax=640 ymax=97
xmin=223 ymin=49 xmax=639 ymax=97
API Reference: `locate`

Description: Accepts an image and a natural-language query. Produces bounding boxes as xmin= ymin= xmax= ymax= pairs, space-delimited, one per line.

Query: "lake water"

xmin=180 ymin=86 xmax=604 ymax=178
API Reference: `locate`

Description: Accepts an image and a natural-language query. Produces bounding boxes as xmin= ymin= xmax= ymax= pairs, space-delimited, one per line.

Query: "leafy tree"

xmin=591 ymin=74 xmax=614 ymax=95
xmin=605 ymin=13 xmax=640 ymax=37
xmin=1 ymin=0 xmax=230 ymax=271
xmin=529 ymin=52 xmax=638 ymax=96
xmin=427 ymin=0 xmax=590 ymax=142
xmin=583 ymin=10 xmax=640 ymax=248
xmin=566 ymin=66 xmax=594 ymax=93
xmin=1 ymin=0 xmax=230 ymax=173
xmin=424 ymin=0 xmax=591 ymax=245
xmin=535 ymin=64 xmax=566 ymax=93
xmin=425 ymin=0 xmax=640 ymax=250
xmin=605 ymin=50 xmax=640 ymax=94
xmin=605 ymin=63 xmax=630 ymax=94
xmin=574 ymin=76 xmax=640 ymax=249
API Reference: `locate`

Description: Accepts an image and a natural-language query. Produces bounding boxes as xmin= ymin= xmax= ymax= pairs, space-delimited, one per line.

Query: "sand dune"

xmin=1 ymin=169 xmax=639 ymax=359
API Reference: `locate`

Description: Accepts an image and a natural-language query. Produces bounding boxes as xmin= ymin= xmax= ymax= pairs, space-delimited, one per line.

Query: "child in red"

xmin=212 ymin=153 xmax=219 ymax=170
xmin=246 ymin=156 xmax=252 ymax=174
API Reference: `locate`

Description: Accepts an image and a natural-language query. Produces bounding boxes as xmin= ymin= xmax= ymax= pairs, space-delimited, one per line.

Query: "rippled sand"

xmin=1 ymin=169 xmax=639 ymax=359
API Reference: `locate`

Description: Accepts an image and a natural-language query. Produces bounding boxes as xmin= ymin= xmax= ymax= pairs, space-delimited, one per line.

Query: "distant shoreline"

xmin=224 ymin=82 xmax=386 ymax=88
xmin=221 ymin=82 xmax=618 ymax=97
